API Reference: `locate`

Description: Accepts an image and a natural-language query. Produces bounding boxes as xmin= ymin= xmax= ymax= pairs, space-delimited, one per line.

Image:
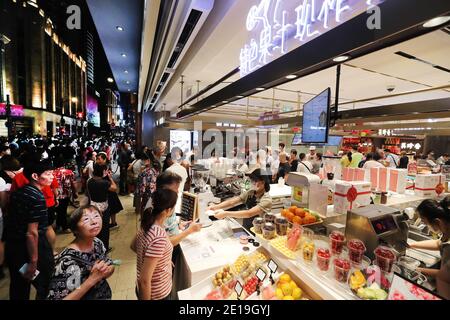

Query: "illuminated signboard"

xmin=86 ymin=94 xmax=100 ymax=127
xmin=0 ymin=103 xmax=25 ymax=117
xmin=239 ymin=0 xmax=384 ymax=77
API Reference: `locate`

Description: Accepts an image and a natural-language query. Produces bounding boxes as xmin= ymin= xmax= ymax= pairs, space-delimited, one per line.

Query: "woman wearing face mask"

xmin=411 ymin=197 xmax=450 ymax=299
xmin=209 ymin=169 xmax=272 ymax=230
xmin=134 ymin=189 xmax=177 ymax=300
xmin=47 ymin=205 xmax=114 ymax=300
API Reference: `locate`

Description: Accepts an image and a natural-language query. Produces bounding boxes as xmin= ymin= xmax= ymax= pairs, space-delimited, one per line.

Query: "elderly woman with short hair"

xmin=47 ymin=205 xmax=114 ymax=300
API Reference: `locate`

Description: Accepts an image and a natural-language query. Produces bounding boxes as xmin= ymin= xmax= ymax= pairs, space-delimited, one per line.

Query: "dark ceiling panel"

xmin=86 ymin=0 xmax=144 ymax=93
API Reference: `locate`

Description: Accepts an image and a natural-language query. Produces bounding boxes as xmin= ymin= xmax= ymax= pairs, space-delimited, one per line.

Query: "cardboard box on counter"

xmin=389 ymin=169 xmax=408 ymax=194
xmin=334 ymin=181 xmax=372 ymax=215
xmin=369 ymin=167 xmax=389 ymax=192
xmin=342 ymin=167 xmax=366 ymax=182
xmin=414 ymin=174 xmax=446 ymax=197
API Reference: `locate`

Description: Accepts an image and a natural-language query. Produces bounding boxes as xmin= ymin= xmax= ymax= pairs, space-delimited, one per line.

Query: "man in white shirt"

xmin=297 ymin=153 xmax=313 ymax=174
xmin=363 ymin=152 xmax=385 ymax=169
xmin=306 ymin=146 xmax=317 ymax=162
xmin=384 ymin=149 xmax=400 ymax=168
xmin=166 ymin=147 xmax=188 ymax=214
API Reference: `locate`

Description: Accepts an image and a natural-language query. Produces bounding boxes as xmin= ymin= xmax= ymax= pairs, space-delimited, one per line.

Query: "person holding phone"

xmin=5 ymin=159 xmax=56 ymax=300
xmin=47 ymin=205 xmax=114 ymax=300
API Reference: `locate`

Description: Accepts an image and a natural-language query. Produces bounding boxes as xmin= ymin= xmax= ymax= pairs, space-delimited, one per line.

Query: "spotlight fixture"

xmin=256 ymin=87 xmax=265 ymax=91
xmin=285 ymin=75 xmax=297 ymax=79
xmin=107 ymin=77 xmax=114 ymax=83
xmin=121 ymin=53 xmax=127 ymax=58
xmin=423 ymin=16 xmax=450 ymax=28
xmin=116 ymin=26 xmax=124 ymax=31
xmin=333 ymin=55 xmax=350 ymax=62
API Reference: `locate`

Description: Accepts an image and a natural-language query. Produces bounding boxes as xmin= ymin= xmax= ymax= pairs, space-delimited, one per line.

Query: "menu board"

xmin=180 ymin=192 xmax=198 ymax=222
xmin=301 ymin=88 xmax=331 ymax=144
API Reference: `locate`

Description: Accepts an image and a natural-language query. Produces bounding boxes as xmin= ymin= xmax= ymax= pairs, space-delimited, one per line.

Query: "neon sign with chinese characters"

xmin=239 ymin=0 xmax=384 ymax=77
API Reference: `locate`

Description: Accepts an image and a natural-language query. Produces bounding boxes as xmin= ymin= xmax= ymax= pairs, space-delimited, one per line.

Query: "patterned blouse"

xmin=136 ymin=167 xmax=159 ymax=199
xmin=54 ymin=167 xmax=75 ymax=200
xmin=47 ymin=238 xmax=112 ymax=300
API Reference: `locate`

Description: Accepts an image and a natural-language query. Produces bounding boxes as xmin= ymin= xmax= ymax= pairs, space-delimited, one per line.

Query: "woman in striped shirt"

xmin=134 ymin=189 xmax=177 ymax=300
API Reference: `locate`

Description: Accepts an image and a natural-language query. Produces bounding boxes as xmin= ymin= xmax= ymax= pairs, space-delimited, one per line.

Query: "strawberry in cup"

xmin=329 ymin=231 xmax=346 ymax=255
xmin=348 ymin=239 xmax=366 ymax=266
xmin=316 ymin=248 xmax=331 ymax=272
xmin=333 ymin=258 xmax=351 ymax=283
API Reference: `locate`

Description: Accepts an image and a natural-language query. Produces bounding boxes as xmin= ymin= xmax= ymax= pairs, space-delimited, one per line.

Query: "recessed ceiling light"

xmin=126 ymin=81 xmax=130 ymax=84
xmin=256 ymin=87 xmax=265 ymax=91
xmin=222 ymin=100 xmax=229 ymax=103
xmin=236 ymin=95 xmax=244 ymax=98
xmin=423 ymin=16 xmax=450 ymax=28
xmin=116 ymin=26 xmax=124 ymax=31
xmin=121 ymin=53 xmax=127 ymax=58
xmin=124 ymin=70 xmax=129 ymax=74
xmin=285 ymin=74 xmax=297 ymax=79
xmin=333 ymin=55 xmax=350 ymax=62
xmin=107 ymin=77 xmax=114 ymax=83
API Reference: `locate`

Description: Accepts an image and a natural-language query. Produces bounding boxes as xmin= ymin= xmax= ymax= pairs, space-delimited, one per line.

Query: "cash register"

xmin=345 ymin=205 xmax=413 ymax=260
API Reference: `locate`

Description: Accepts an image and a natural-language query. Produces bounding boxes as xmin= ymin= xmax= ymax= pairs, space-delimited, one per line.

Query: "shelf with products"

xmin=341 ymin=137 xmax=374 ymax=154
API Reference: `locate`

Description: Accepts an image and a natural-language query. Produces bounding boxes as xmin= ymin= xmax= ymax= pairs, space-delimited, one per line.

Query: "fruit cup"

xmin=286 ymin=224 xmax=303 ymax=251
xmin=253 ymin=217 xmax=264 ymax=234
xmin=301 ymin=228 xmax=315 ymax=263
xmin=333 ymin=258 xmax=351 ymax=283
xmin=329 ymin=231 xmax=346 ymax=256
xmin=264 ymin=213 xmax=276 ymax=224
xmin=348 ymin=239 xmax=366 ymax=266
xmin=262 ymin=223 xmax=276 ymax=240
xmin=374 ymin=246 xmax=396 ymax=273
xmin=275 ymin=217 xmax=289 ymax=236
xmin=316 ymin=248 xmax=331 ymax=272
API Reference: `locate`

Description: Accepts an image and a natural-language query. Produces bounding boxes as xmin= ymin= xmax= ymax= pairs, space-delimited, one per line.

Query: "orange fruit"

xmin=289 ymin=206 xmax=298 ymax=213
xmin=282 ymin=209 xmax=290 ymax=217
xmin=295 ymin=208 xmax=306 ymax=218
xmin=286 ymin=212 xmax=295 ymax=222
xmin=292 ymin=216 xmax=302 ymax=225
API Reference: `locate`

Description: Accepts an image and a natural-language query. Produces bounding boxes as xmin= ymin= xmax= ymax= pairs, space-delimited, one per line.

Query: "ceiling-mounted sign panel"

xmin=239 ymin=0 xmax=385 ymax=78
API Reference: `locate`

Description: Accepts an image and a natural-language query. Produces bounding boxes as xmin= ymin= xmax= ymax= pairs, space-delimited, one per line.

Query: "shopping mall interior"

xmin=0 ymin=0 xmax=450 ymax=304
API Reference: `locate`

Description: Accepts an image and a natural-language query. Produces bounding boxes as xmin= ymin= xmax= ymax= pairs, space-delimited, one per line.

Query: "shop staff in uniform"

xmin=412 ymin=197 xmax=450 ymax=300
xmin=209 ymin=169 xmax=272 ymax=230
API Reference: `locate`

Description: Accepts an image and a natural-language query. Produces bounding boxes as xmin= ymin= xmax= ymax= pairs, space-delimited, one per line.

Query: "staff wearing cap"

xmin=306 ymin=146 xmax=317 ymax=162
xmin=208 ymin=169 xmax=272 ymax=230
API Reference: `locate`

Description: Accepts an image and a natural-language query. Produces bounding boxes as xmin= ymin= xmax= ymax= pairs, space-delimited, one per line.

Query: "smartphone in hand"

xmin=19 ymin=263 xmax=40 ymax=280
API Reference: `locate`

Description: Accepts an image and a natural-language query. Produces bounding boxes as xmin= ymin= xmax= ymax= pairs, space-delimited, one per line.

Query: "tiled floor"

xmin=0 ymin=194 xmax=139 ymax=300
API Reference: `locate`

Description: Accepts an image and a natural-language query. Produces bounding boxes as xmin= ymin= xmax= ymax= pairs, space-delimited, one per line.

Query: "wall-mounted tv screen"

xmin=301 ymin=88 xmax=331 ymax=144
